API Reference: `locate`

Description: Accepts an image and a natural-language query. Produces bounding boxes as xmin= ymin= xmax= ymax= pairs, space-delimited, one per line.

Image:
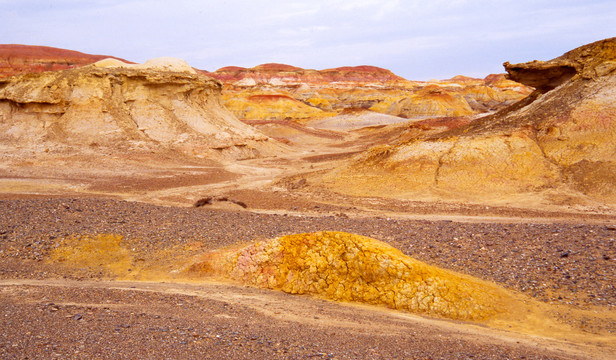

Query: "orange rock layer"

xmin=207 ymin=64 xmax=532 ymax=123
xmin=188 ymin=231 xmax=516 ymax=321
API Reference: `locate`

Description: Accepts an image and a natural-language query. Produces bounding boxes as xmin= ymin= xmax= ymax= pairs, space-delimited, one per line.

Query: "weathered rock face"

xmin=208 ymin=64 xmax=531 ymax=124
xmin=0 ymin=58 xmax=276 ymax=159
xmin=505 ymin=37 xmax=616 ymax=91
xmin=318 ymin=38 xmax=616 ymax=205
xmin=210 ymin=63 xmax=407 ymax=86
xmin=0 ymin=44 xmax=130 ymax=78
xmin=1 ymin=46 xmax=531 ymax=127
xmin=187 ymin=231 xmax=515 ymax=321
xmin=210 ymin=64 xmax=412 ymax=123
xmin=504 ymin=60 xmax=578 ymax=92
xmin=222 ymin=90 xmax=336 ymax=123
xmin=384 ymin=85 xmax=475 ymax=118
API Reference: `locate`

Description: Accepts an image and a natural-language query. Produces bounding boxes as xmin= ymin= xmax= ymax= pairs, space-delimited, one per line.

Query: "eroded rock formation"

xmin=505 ymin=37 xmax=616 ymax=91
xmin=0 ymin=45 xmax=531 ymax=129
xmin=317 ymin=38 xmax=616 ymax=204
xmin=385 ymin=85 xmax=475 ymax=118
xmin=207 ymin=64 xmax=531 ymax=124
xmin=0 ymin=57 xmax=277 ymax=159
xmin=187 ymin=231 xmax=514 ymax=321
xmin=0 ymin=44 xmax=130 ymax=78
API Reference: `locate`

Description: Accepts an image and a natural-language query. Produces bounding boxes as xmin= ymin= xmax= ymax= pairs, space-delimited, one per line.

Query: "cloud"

xmin=2 ymin=0 xmax=615 ymax=80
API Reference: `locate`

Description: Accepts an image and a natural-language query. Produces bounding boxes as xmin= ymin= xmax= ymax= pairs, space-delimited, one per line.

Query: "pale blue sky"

xmin=2 ymin=0 xmax=615 ymax=80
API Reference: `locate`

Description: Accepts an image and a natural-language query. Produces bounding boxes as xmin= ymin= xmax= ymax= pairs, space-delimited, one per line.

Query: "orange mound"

xmin=188 ymin=231 xmax=516 ymax=321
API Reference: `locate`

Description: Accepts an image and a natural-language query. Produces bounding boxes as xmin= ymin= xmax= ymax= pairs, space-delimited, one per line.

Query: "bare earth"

xmin=0 ymin=126 xmax=615 ymax=359
xmin=0 ymin=194 xmax=615 ymax=359
xmin=4 ymin=39 xmax=616 ymax=358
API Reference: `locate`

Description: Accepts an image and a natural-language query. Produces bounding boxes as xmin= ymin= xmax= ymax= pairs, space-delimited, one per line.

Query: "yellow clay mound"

xmin=188 ymin=231 xmax=515 ymax=321
xmin=48 ymin=234 xmax=203 ymax=280
xmin=49 ymin=234 xmax=134 ymax=276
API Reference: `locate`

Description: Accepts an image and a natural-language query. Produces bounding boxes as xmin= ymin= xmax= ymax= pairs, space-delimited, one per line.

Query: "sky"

xmin=2 ymin=0 xmax=615 ymax=80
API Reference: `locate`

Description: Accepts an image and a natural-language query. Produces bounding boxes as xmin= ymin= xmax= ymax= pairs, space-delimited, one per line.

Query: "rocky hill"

xmin=0 ymin=57 xmax=277 ymax=159
xmin=317 ymin=38 xmax=616 ymax=206
xmin=0 ymin=44 xmax=130 ymax=78
xmin=0 ymin=45 xmax=531 ymax=127
xmin=206 ymin=64 xmax=531 ymax=124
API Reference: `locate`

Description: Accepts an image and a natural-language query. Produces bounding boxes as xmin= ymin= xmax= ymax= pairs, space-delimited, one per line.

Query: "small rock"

xmin=72 ymin=314 xmax=82 ymax=321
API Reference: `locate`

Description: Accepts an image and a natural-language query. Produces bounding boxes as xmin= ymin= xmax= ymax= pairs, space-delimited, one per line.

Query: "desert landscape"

xmin=1 ymin=37 xmax=615 ymax=359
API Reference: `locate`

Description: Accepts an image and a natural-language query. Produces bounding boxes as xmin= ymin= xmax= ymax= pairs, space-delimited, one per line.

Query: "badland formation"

xmin=1 ymin=40 xmax=615 ymax=359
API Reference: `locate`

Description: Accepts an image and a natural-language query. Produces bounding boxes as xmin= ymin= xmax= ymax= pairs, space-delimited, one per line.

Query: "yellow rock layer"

xmin=219 ymin=80 xmax=528 ymax=123
xmin=221 ymin=89 xmax=336 ymax=122
xmin=49 ymin=234 xmax=134 ymax=276
xmin=319 ymin=131 xmax=560 ymax=199
xmin=388 ymin=86 xmax=475 ymax=118
xmin=188 ymin=231 xmax=515 ymax=321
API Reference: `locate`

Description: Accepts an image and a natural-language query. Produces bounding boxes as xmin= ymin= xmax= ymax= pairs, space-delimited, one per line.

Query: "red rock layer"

xmin=207 ymin=63 xmax=408 ymax=87
xmin=0 ymin=44 xmax=130 ymax=78
xmin=0 ymin=45 xmax=532 ymax=124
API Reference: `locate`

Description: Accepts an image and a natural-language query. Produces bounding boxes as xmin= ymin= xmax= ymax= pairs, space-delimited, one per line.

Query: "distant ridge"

xmin=0 ymin=44 xmax=131 ymax=78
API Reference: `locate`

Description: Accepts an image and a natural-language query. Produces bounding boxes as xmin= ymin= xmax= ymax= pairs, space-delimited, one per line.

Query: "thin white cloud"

xmin=1 ymin=0 xmax=615 ymax=80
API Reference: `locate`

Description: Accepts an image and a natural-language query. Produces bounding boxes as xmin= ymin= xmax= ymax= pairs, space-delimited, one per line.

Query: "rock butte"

xmin=187 ymin=231 xmax=514 ymax=321
xmin=317 ymin=37 xmax=616 ymax=205
xmin=0 ymin=57 xmax=278 ymax=159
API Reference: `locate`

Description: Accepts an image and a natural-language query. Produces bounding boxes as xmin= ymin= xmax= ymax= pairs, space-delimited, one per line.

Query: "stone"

xmin=206 ymin=64 xmax=530 ymax=124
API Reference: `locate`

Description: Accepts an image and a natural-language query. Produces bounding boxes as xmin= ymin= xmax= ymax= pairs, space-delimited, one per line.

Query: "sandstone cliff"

xmin=0 ymin=58 xmax=276 ymax=159
xmin=0 ymin=44 xmax=130 ymax=78
xmin=317 ymin=38 xmax=616 ymax=206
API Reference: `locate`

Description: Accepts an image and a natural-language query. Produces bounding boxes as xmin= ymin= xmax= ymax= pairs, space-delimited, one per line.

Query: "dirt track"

xmin=0 ymin=278 xmax=593 ymax=359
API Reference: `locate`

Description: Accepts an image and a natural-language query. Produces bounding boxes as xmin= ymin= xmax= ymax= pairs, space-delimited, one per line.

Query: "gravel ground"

xmin=1 ymin=197 xmax=614 ymax=308
xmin=0 ymin=281 xmax=575 ymax=360
xmin=1 ymin=197 xmax=615 ymax=359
